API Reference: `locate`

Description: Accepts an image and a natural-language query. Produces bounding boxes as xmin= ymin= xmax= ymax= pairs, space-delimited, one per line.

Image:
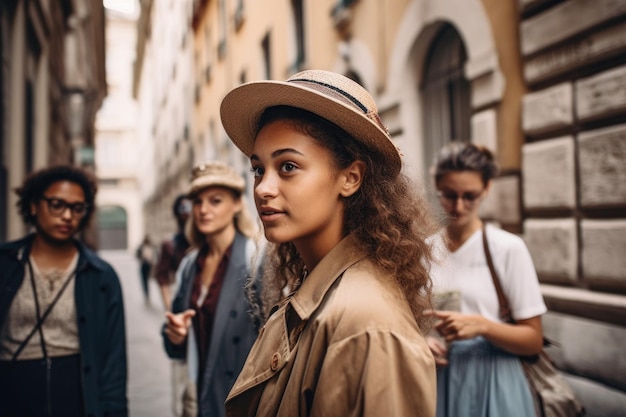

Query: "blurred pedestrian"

xmin=155 ymin=195 xmax=191 ymax=311
xmin=136 ymin=234 xmax=156 ymax=304
xmin=219 ymin=69 xmax=437 ymax=416
xmin=0 ymin=165 xmax=127 ymax=417
xmin=163 ymin=161 xmax=260 ymax=417
xmin=426 ymin=142 xmax=547 ymax=417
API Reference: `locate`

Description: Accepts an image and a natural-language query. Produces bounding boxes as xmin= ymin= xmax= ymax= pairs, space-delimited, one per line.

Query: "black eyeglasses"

xmin=437 ymin=190 xmax=484 ymax=207
xmin=41 ymin=196 xmax=89 ymax=218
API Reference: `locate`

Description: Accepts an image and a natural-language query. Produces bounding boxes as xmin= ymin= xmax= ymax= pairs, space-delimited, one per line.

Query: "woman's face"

xmin=436 ymin=171 xmax=488 ymax=229
xmin=191 ymin=186 xmax=241 ymax=237
xmin=31 ymin=180 xmax=86 ymax=243
xmin=250 ymin=120 xmax=353 ymax=252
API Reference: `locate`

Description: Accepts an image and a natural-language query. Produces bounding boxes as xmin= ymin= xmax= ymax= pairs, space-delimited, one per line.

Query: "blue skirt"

xmin=436 ymin=337 xmax=535 ymax=417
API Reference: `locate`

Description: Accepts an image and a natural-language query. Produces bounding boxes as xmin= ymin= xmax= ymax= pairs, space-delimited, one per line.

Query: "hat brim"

xmin=188 ymin=176 xmax=244 ymax=197
xmin=220 ymin=80 xmax=402 ymax=175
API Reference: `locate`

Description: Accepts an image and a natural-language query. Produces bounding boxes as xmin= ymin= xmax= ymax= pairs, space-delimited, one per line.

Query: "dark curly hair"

xmin=15 ymin=165 xmax=98 ymax=230
xmin=249 ymin=106 xmax=438 ymax=331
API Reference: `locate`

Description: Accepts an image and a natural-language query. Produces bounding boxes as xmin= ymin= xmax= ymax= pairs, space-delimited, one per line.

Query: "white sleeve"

xmin=499 ymin=232 xmax=547 ymax=320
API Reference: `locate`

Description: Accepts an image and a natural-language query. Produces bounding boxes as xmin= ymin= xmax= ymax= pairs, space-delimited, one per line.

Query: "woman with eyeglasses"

xmin=426 ymin=142 xmax=547 ymax=417
xmin=162 ymin=161 xmax=261 ymax=417
xmin=0 ymin=165 xmax=127 ymax=417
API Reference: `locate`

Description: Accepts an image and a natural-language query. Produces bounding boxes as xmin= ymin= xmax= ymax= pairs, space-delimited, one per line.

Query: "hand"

xmin=424 ymin=310 xmax=488 ymax=343
xmin=426 ymin=336 xmax=449 ymax=367
xmin=164 ymin=309 xmax=196 ymax=345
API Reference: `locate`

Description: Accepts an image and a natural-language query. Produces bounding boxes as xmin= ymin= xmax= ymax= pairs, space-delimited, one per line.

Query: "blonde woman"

xmin=163 ymin=161 xmax=259 ymax=417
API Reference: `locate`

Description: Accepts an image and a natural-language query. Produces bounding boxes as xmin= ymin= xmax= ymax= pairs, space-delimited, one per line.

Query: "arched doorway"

xmin=420 ymin=23 xmax=470 ymax=175
xmin=97 ymin=205 xmax=128 ymax=250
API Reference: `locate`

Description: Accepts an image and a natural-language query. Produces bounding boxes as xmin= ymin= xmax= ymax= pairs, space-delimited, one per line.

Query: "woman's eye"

xmin=250 ymin=166 xmax=264 ymax=177
xmin=280 ymin=162 xmax=297 ymax=173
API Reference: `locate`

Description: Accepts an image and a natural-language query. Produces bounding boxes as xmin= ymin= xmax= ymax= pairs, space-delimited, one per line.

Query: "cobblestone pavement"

xmin=100 ymin=250 xmax=175 ymax=417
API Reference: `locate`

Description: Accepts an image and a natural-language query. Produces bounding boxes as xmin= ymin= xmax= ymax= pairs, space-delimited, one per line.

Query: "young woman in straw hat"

xmin=219 ymin=70 xmax=437 ymax=417
xmin=162 ymin=161 xmax=261 ymax=417
xmin=426 ymin=142 xmax=547 ymax=417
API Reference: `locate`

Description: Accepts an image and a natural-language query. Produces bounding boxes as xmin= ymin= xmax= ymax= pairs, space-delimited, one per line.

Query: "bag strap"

xmin=11 ymin=259 xmax=78 ymax=361
xmin=481 ymin=223 xmax=515 ymax=324
xmin=483 ymin=225 xmax=556 ymax=351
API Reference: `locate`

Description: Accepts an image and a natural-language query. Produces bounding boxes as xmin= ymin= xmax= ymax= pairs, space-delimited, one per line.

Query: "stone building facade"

xmin=518 ymin=0 xmax=626 ymax=414
xmin=134 ymin=1 xmax=625 ymax=414
xmin=0 ymin=0 xmax=106 ymax=245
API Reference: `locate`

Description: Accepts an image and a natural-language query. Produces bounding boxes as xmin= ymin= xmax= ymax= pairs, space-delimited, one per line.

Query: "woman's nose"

xmin=255 ymin=172 xmax=278 ymax=200
xmin=198 ymin=200 xmax=211 ymax=214
xmin=454 ymin=196 xmax=464 ymax=211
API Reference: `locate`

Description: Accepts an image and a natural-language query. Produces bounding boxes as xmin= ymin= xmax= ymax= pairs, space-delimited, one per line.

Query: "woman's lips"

xmin=258 ymin=207 xmax=285 ymax=222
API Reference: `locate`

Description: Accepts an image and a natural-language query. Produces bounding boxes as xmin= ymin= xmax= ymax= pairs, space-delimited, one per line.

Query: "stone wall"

xmin=518 ymin=0 xmax=626 ymax=415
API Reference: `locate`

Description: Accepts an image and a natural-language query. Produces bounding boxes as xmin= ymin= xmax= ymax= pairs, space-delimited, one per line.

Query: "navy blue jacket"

xmin=0 ymin=234 xmax=128 ymax=417
xmin=163 ymin=232 xmax=259 ymax=417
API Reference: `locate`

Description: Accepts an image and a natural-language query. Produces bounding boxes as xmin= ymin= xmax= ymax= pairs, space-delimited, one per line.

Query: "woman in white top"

xmin=426 ymin=142 xmax=547 ymax=417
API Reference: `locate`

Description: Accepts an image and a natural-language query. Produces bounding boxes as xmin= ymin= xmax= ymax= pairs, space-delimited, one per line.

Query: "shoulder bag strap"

xmin=481 ymin=223 xmax=515 ymax=324
xmin=11 ymin=259 xmax=78 ymax=361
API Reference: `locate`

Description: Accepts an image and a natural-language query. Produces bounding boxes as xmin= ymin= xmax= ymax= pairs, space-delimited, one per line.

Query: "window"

xmin=421 ymin=23 xmax=470 ymax=171
xmin=291 ymin=0 xmax=305 ymax=70
xmin=218 ymin=0 xmax=227 ymax=60
xmin=262 ymin=33 xmax=271 ymax=79
xmin=235 ymin=0 xmax=245 ymax=30
xmin=205 ymin=26 xmax=213 ymax=83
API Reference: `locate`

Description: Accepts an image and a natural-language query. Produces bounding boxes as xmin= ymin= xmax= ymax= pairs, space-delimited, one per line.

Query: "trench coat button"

xmin=84 ymin=365 xmax=91 ymax=373
xmin=78 ymin=316 xmax=86 ymax=324
xmin=270 ymin=352 xmax=281 ymax=371
xmin=230 ymin=310 xmax=237 ymax=318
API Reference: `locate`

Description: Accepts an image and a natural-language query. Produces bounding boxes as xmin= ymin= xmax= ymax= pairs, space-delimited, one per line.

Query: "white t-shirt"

xmin=429 ymin=224 xmax=547 ymax=323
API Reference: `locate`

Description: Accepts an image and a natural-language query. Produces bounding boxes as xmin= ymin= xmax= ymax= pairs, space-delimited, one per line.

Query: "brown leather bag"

xmin=482 ymin=224 xmax=585 ymax=417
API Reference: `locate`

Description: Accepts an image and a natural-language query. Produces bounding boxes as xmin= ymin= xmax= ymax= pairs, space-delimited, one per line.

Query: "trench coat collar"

xmin=289 ymin=233 xmax=366 ymax=321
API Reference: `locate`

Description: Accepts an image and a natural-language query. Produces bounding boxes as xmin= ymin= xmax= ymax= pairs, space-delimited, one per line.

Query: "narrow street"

xmin=100 ymin=250 xmax=174 ymax=417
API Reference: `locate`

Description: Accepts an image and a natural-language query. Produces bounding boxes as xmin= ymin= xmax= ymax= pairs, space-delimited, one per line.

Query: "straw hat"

xmin=220 ymin=69 xmax=402 ymax=175
xmin=188 ymin=161 xmax=245 ymax=197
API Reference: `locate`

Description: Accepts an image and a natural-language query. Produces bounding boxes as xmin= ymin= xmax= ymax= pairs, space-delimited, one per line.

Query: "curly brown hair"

xmin=15 ymin=165 xmax=98 ymax=230
xmin=250 ymin=106 xmax=437 ymax=330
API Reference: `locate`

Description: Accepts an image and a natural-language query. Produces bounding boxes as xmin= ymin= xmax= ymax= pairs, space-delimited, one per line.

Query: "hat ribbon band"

xmin=288 ymin=78 xmax=369 ymax=114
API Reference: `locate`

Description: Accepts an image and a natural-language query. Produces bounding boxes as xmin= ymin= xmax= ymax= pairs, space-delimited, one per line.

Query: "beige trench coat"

xmin=225 ymin=234 xmax=436 ymax=417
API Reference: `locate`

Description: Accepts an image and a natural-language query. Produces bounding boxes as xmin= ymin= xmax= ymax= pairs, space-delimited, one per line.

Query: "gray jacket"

xmin=163 ymin=232 xmax=259 ymax=417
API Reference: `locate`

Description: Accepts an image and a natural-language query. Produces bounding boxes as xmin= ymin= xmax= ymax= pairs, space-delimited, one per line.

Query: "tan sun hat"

xmin=220 ymin=69 xmax=402 ymax=175
xmin=188 ymin=160 xmax=245 ymax=197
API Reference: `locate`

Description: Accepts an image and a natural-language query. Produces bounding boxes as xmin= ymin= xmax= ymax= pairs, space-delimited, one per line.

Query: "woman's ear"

xmin=339 ymin=161 xmax=365 ymax=198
